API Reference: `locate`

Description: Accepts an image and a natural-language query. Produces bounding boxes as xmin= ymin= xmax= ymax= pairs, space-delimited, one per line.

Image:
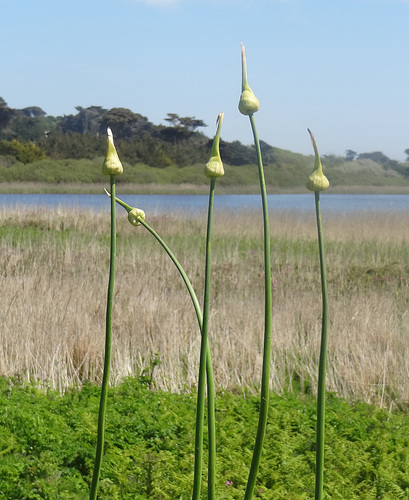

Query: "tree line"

xmin=0 ymin=97 xmax=408 ymax=179
xmin=0 ymin=98 xmax=272 ymax=167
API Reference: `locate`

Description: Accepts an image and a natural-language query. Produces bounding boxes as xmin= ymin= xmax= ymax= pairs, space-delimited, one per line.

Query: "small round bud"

xmin=306 ymin=170 xmax=329 ymax=192
xmin=238 ymin=89 xmax=260 ymax=116
xmin=204 ymin=157 xmax=224 ymax=178
xmin=128 ymin=208 xmax=146 ymax=226
xmin=102 ymin=127 xmax=123 ymax=176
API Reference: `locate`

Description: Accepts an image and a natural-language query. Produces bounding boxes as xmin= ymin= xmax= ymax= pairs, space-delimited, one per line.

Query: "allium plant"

xmin=193 ymin=112 xmax=224 ymax=500
xmin=239 ymin=43 xmax=273 ymax=500
xmin=107 ymin=114 xmax=224 ymax=499
xmin=89 ymin=128 xmax=123 ymax=500
xmin=306 ymin=128 xmax=330 ymax=500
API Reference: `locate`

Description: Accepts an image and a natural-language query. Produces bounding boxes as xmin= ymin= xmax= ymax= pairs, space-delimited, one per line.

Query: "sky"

xmin=2 ymin=0 xmax=409 ymax=160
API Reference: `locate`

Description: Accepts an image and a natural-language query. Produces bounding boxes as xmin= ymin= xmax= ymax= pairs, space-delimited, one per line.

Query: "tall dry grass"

xmin=0 ymin=205 xmax=407 ymax=408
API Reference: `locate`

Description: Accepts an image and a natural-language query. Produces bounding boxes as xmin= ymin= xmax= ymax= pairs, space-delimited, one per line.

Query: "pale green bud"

xmin=204 ymin=112 xmax=225 ymax=178
xmin=306 ymin=129 xmax=329 ymax=192
xmin=102 ymin=127 xmax=123 ymax=176
xmin=238 ymin=43 xmax=260 ymax=116
xmin=104 ymin=188 xmax=145 ymax=226
xmin=128 ymin=208 xmax=146 ymax=226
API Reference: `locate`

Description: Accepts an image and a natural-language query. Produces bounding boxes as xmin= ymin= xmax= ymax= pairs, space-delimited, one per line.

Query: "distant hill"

xmin=0 ymin=97 xmax=409 ymax=192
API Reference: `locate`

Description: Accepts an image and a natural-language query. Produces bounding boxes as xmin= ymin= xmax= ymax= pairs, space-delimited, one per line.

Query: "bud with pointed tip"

xmin=102 ymin=127 xmax=123 ymax=176
xmin=238 ymin=43 xmax=260 ymax=116
xmin=204 ymin=112 xmax=225 ymax=178
xmin=306 ymin=129 xmax=329 ymax=192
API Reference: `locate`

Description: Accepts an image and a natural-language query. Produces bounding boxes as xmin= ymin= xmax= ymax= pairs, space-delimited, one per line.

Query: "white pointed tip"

xmin=104 ymin=188 xmax=112 ymax=198
xmin=307 ymin=128 xmax=315 ymax=144
xmin=107 ymin=127 xmax=113 ymax=139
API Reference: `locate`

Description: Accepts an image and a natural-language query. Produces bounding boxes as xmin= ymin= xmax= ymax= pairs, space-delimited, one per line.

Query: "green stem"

xmin=138 ymin=219 xmax=215 ymax=428
xmin=89 ymin=176 xmax=116 ymax=500
xmin=314 ymin=191 xmax=329 ymax=500
xmin=244 ymin=115 xmax=273 ymax=500
xmin=108 ymin=190 xmax=216 ymax=499
xmin=192 ymin=178 xmax=216 ymax=500
xmin=139 ymin=219 xmax=203 ymax=328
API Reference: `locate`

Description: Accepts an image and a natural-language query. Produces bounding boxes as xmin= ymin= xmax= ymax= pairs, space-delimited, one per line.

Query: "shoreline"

xmin=0 ymin=182 xmax=409 ymax=195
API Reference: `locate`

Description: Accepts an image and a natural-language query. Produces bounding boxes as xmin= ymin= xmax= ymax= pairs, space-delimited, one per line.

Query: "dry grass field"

xmin=0 ymin=204 xmax=407 ymax=409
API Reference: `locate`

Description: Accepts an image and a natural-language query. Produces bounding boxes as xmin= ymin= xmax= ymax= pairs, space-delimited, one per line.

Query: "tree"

xmin=259 ymin=140 xmax=276 ymax=165
xmin=0 ymin=139 xmax=47 ymax=163
xmin=21 ymin=106 xmax=46 ymax=118
xmin=164 ymin=113 xmax=206 ymax=132
xmin=345 ymin=150 xmax=357 ymax=162
xmin=58 ymin=106 xmax=107 ymax=135
xmin=0 ymin=99 xmax=16 ymax=136
xmin=76 ymin=106 xmax=107 ymax=135
xmin=100 ymin=108 xmax=153 ymax=140
xmin=357 ymin=151 xmax=399 ymax=168
xmin=219 ymin=140 xmax=255 ymax=166
xmin=161 ymin=113 xmax=207 ymax=144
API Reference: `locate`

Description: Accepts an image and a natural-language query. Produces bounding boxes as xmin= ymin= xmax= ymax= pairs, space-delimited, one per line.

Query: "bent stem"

xmin=192 ymin=178 xmax=216 ymax=500
xmin=244 ymin=114 xmax=272 ymax=500
xmin=89 ymin=175 xmax=117 ymax=500
xmin=140 ymin=218 xmax=216 ymax=499
xmin=314 ymin=191 xmax=329 ymax=500
xmin=108 ymin=191 xmax=215 ymax=499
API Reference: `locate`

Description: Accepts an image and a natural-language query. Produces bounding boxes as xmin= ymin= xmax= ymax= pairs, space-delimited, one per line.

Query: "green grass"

xmin=0 ymin=152 xmax=409 ymax=194
xmin=1 ymin=377 xmax=409 ymax=499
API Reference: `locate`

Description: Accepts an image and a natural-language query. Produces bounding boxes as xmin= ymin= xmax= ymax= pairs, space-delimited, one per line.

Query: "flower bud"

xmin=104 ymin=188 xmax=145 ymax=226
xmin=306 ymin=129 xmax=329 ymax=192
xmin=204 ymin=112 xmax=224 ymax=178
xmin=238 ymin=43 xmax=260 ymax=116
xmin=102 ymin=127 xmax=123 ymax=176
xmin=128 ymin=208 xmax=146 ymax=226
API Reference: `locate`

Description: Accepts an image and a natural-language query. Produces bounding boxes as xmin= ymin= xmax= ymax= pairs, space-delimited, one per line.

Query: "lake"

xmin=0 ymin=193 xmax=408 ymax=214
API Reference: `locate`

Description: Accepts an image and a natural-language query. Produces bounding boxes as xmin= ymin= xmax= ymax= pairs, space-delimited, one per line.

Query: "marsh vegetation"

xmin=0 ymin=206 xmax=407 ymax=409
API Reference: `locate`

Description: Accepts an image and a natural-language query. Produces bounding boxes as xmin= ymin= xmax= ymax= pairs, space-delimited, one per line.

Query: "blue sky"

xmin=2 ymin=0 xmax=409 ymax=160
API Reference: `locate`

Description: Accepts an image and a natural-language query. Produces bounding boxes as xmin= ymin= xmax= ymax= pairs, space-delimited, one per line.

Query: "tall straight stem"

xmin=314 ymin=191 xmax=329 ymax=500
xmin=244 ymin=115 xmax=273 ymax=499
xmin=89 ymin=175 xmax=116 ymax=500
xmin=192 ymin=178 xmax=216 ymax=500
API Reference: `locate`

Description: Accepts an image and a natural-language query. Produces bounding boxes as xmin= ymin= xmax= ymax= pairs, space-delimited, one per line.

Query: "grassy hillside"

xmin=0 ymin=147 xmax=409 ymax=193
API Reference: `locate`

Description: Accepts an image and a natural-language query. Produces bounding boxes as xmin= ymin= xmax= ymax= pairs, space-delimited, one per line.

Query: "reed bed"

xmin=0 ymin=206 xmax=407 ymax=409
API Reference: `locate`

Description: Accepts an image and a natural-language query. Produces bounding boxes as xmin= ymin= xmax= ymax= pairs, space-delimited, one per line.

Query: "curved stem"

xmin=138 ymin=218 xmax=215 ymax=398
xmin=108 ymin=190 xmax=216 ymax=499
xmin=314 ymin=191 xmax=329 ymax=500
xmin=139 ymin=217 xmax=215 ymax=499
xmin=244 ymin=115 xmax=273 ymax=500
xmin=139 ymin=219 xmax=203 ymax=328
xmin=89 ymin=175 xmax=116 ymax=500
xmin=192 ymin=178 xmax=216 ymax=500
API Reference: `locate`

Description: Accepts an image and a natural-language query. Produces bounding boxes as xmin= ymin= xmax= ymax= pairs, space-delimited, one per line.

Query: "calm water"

xmin=0 ymin=193 xmax=408 ymax=214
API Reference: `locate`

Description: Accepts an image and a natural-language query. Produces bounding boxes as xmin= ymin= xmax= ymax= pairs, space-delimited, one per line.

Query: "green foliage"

xmin=37 ymin=132 xmax=106 ymax=160
xmin=1 ymin=96 xmax=409 ymax=188
xmin=0 ymin=139 xmax=47 ymax=164
xmin=1 ymin=378 xmax=409 ymax=498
